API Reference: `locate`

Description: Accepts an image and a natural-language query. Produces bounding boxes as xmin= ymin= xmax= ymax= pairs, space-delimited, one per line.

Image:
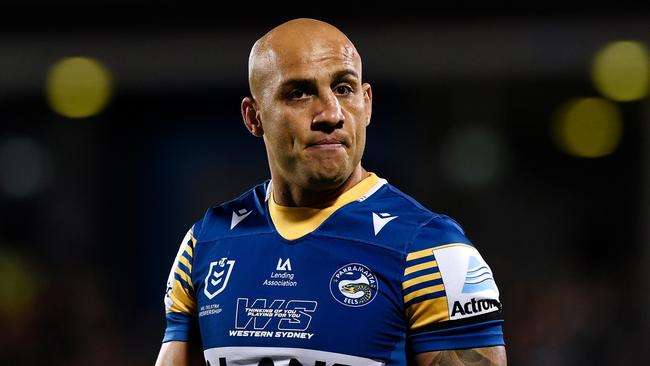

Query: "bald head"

xmin=247 ymin=18 xmax=362 ymax=100
xmin=240 ymin=18 xmax=373 ymax=201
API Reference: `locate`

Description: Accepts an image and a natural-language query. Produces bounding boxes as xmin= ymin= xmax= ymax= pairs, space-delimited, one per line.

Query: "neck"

xmin=272 ymin=165 xmax=369 ymax=207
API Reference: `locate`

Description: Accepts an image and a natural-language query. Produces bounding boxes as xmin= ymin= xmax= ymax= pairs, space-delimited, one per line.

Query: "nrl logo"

xmin=204 ymin=257 xmax=236 ymax=299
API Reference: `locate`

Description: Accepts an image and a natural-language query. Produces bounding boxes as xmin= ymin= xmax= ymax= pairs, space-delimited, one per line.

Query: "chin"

xmin=303 ymin=165 xmax=350 ymax=189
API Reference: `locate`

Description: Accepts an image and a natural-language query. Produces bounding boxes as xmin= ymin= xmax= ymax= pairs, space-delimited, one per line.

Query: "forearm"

xmin=155 ymin=341 xmax=190 ymax=366
xmin=416 ymin=346 xmax=507 ymax=366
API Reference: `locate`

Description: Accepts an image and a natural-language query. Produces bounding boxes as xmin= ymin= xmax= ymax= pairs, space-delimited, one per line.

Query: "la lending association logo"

xmin=329 ymin=263 xmax=378 ymax=307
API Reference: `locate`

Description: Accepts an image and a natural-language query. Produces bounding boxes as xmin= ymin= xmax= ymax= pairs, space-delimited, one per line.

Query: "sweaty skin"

xmin=242 ymin=18 xmax=373 ymax=207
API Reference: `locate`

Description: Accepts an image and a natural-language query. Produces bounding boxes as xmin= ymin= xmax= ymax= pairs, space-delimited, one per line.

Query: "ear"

xmin=362 ymin=83 xmax=373 ymax=126
xmin=241 ymin=96 xmax=264 ymax=137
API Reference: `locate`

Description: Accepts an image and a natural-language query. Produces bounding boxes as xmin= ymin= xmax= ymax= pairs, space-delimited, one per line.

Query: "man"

xmin=156 ymin=18 xmax=506 ymax=366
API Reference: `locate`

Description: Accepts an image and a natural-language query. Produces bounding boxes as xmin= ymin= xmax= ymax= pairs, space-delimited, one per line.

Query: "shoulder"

xmin=377 ymin=182 xmax=470 ymax=245
xmin=191 ymin=180 xmax=273 ymax=243
xmin=380 ymin=183 xmax=473 ymax=248
xmin=331 ymin=181 xmax=470 ymax=254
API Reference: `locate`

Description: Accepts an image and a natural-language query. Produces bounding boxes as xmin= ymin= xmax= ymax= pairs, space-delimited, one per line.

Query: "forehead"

xmin=269 ymin=37 xmax=361 ymax=83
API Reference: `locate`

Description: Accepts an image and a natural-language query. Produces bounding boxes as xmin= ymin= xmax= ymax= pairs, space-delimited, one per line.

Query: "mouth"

xmin=306 ymin=138 xmax=347 ymax=149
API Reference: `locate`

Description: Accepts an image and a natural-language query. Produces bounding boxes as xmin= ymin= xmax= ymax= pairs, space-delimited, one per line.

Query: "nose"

xmin=312 ymin=90 xmax=344 ymax=131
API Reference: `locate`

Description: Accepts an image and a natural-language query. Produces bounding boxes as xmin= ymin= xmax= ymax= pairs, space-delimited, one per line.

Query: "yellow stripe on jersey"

xmin=165 ymin=227 xmax=197 ymax=315
xmin=404 ymin=260 xmax=438 ymax=276
xmin=166 ymin=279 xmax=197 ymax=314
xmin=178 ymin=254 xmax=192 ymax=274
xmin=406 ymin=247 xmax=434 ymax=261
xmin=406 ymin=296 xmax=450 ymax=329
xmin=174 ymin=267 xmax=192 ymax=287
xmin=402 ymin=272 xmax=442 ymax=290
xmin=403 ymin=284 xmax=445 ymax=303
xmin=402 ymin=244 xmax=474 ymax=328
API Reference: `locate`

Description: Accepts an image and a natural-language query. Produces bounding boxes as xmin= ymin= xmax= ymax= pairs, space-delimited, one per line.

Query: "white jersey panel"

xmin=204 ymin=346 xmax=385 ymax=366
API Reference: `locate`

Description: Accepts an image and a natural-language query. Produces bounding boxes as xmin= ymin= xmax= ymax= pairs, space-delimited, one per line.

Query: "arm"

xmin=404 ymin=217 xmax=506 ymax=365
xmin=155 ymin=341 xmax=190 ymax=366
xmin=416 ymin=346 xmax=507 ymax=366
xmin=158 ymin=226 xmax=201 ymax=365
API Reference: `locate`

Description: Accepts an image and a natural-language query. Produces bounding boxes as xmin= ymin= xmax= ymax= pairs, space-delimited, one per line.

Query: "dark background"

xmin=1 ymin=4 xmax=649 ymax=365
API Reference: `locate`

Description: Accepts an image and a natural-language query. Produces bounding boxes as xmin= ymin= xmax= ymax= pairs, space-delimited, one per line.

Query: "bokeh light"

xmin=0 ymin=250 xmax=37 ymax=317
xmin=46 ymin=56 xmax=113 ymax=118
xmin=440 ymin=125 xmax=510 ymax=188
xmin=592 ymin=41 xmax=650 ymax=102
xmin=0 ymin=136 xmax=51 ymax=199
xmin=552 ymin=98 xmax=622 ymax=158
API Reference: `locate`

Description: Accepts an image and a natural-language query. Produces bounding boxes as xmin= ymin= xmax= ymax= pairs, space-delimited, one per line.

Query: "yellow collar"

xmin=269 ymin=173 xmax=382 ymax=240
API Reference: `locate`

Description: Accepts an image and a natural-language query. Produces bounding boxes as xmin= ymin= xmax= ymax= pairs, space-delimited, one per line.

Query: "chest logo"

xmin=204 ymin=257 xmax=236 ymax=300
xmin=233 ymin=298 xmax=317 ymax=336
xmin=230 ymin=208 xmax=252 ymax=229
xmin=372 ymin=212 xmax=398 ymax=235
xmin=276 ymin=258 xmax=292 ymax=271
xmin=329 ymin=263 xmax=378 ymax=307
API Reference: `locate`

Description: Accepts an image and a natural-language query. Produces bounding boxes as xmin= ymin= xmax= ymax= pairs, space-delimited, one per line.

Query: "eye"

xmin=288 ymin=89 xmax=309 ymax=100
xmin=334 ymin=84 xmax=354 ymax=95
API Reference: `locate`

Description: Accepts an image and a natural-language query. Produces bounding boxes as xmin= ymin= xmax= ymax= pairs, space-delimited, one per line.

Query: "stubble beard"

xmin=298 ymin=156 xmax=352 ymax=191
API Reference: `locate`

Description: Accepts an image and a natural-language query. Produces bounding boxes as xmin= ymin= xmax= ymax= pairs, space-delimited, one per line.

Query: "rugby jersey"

xmin=163 ymin=173 xmax=504 ymax=365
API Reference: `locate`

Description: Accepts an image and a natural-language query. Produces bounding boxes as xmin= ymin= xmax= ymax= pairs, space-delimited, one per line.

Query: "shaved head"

xmin=248 ymin=18 xmax=362 ymax=101
xmin=241 ymin=18 xmax=372 ymax=206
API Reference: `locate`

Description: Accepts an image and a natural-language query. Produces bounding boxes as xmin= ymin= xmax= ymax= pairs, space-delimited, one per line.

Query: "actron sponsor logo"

xmin=451 ymin=298 xmax=501 ymax=317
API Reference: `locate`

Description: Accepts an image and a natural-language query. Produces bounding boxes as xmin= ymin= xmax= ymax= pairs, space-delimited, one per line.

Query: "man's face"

xmin=254 ymin=36 xmax=372 ymax=190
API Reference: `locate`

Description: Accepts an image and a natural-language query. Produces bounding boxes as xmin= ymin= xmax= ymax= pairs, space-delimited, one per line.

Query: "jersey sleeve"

xmin=403 ymin=215 xmax=504 ymax=353
xmin=162 ymin=224 xmax=199 ymax=343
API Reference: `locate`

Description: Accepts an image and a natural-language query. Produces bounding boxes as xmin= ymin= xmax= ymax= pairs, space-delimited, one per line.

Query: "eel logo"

xmin=329 ymin=263 xmax=378 ymax=307
xmin=204 ymin=257 xmax=236 ymax=299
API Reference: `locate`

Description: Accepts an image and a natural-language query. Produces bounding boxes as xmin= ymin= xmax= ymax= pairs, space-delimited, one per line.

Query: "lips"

xmin=307 ymin=137 xmax=347 ymax=148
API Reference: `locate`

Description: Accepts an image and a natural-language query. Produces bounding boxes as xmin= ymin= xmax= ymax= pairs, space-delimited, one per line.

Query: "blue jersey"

xmin=163 ymin=176 xmax=504 ymax=365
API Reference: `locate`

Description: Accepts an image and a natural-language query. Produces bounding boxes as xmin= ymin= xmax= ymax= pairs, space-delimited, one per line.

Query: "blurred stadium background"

xmin=1 ymin=5 xmax=649 ymax=365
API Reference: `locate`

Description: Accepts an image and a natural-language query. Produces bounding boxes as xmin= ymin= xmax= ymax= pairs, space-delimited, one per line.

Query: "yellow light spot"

xmin=46 ymin=57 xmax=113 ymax=118
xmin=592 ymin=41 xmax=650 ymax=102
xmin=0 ymin=252 xmax=36 ymax=316
xmin=552 ymin=98 xmax=622 ymax=158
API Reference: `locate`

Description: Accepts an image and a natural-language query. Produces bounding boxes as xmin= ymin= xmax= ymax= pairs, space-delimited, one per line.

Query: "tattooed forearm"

xmin=417 ymin=346 xmax=507 ymax=366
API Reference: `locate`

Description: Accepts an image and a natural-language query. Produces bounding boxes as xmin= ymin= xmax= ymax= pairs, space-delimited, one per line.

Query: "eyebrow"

xmin=331 ymin=69 xmax=359 ymax=82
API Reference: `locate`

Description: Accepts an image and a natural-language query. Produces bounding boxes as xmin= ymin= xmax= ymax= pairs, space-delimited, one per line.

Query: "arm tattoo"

xmin=425 ymin=347 xmax=506 ymax=366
